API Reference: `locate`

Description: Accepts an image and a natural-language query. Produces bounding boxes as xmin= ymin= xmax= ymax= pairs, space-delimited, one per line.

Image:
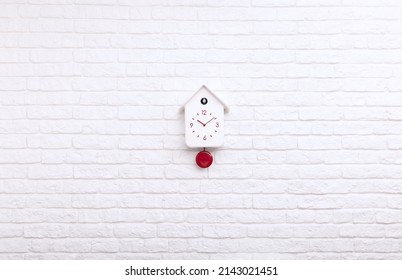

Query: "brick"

xmin=162 ymin=195 xmax=206 ymax=209
xmin=248 ymin=225 xmax=292 ymax=238
xmin=74 ymin=166 xmax=118 ymax=179
xmin=299 ymin=165 xmax=342 ymax=179
xmin=0 ymin=106 xmax=26 ymax=119
xmin=26 ymin=195 xmax=71 ymax=208
xmin=299 ymin=108 xmax=342 ymax=120
xmin=119 ymin=136 xmax=163 ymax=150
xmin=158 ymin=224 xmax=202 ymax=238
xmin=28 ymin=135 xmax=72 ymax=149
xmin=0 ymin=150 xmax=40 ymax=164
xmin=254 ymin=22 xmax=297 ymax=35
xmin=293 ymin=225 xmax=339 ymax=238
xmin=253 ymin=196 xmax=298 ymax=209
xmin=24 ymin=224 xmax=70 ymax=238
xmin=354 ymin=239 xmax=399 ymax=253
xmin=73 ymin=106 xmax=117 ymax=119
xmin=0 ymin=77 xmax=26 ymax=91
xmin=310 ymin=240 xmax=354 ymax=253
xmin=340 ymin=225 xmax=385 ymax=238
xmin=253 ymin=136 xmax=297 ymax=150
xmin=250 ymin=50 xmax=295 ymax=63
xmin=252 ymin=0 xmax=296 ymax=6
xmin=29 ymin=165 xmax=73 ymax=179
xmin=0 ymin=225 xmax=23 ymax=238
xmin=72 ymin=78 xmax=117 ymax=91
xmin=73 ymin=136 xmax=117 ymax=149
xmin=255 ymin=107 xmax=298 ymax=120
xmin=208 ymin=195 xmax=252 ymax=209
xmin=0 ymin=136 xmax=26 ymax=148
xmin=27 ymin=106 xmax=72 ymax=119
xmin=298 ymin=136 xmax=342 ymax=150
xmin=165 ymin=165 xmax=207 ymax=179
xmin=253 ymin=165 xmax=299 ymax=179
xmin=118 ymin=106 xmax=163 ymax=120
xmin=209 ymin=166 xmax=252 ymax=179
xmin=388 ymin=137 xmax=402 ymax=149
xmin=0 ymin=239 xmax=29 ymax=253
xmin=114 ymin=224 xmax=156 ymax=238
xmin=342 ymin=136 xmax=387 ymax=150
xmin=118 ymin=166 xmax=164 ymax=179
xmin=31 ymin=92 xmax=80 ymax=105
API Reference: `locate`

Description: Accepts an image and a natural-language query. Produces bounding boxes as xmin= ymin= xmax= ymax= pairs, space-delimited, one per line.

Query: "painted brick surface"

xmin=1 ymin=0 xmax=402 ymax=259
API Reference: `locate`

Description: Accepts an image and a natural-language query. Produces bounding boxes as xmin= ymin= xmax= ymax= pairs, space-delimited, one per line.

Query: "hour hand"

xmin=197 ymin=120 xmax=206 ymax=126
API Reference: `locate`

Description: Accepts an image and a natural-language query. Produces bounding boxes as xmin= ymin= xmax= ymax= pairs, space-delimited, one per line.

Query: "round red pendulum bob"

xmin=195 ymin=150 xmax=213 ymax=168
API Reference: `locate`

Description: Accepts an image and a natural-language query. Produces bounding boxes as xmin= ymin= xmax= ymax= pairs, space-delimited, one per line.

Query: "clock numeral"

xmin=215 ymin=122 xmax=219 ymax=128
xmin=190 ymin=123 xmax=193 ymax=128
xmin=202 ymin=110 xmax=206 ymax=115
xmin=203 ymin=135 xmax=207 ymax=140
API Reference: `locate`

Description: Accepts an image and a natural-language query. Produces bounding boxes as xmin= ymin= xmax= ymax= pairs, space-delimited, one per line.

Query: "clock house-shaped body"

xmin=184 ymin=85 xmax=229 ymax=148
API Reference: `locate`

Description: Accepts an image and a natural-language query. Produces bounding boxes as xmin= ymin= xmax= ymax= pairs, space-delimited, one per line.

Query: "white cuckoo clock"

xmin=183 ymin=85 xmax=229 ymax=168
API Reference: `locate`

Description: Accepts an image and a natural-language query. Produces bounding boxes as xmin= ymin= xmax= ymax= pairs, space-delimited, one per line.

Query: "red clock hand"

xmin=197 ymin=120 xmax=206 ymax=126
xmin=204 ymin=117 xmax=216 ymax=126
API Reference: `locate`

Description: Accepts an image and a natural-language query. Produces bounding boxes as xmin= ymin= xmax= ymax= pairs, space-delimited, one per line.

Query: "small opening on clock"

xmin=201 ymin=98 xmax=208 ymax=105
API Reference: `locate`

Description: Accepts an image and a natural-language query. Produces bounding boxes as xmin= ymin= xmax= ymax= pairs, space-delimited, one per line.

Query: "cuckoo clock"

xmin=183 ymin=85 xmax=229 ymax=168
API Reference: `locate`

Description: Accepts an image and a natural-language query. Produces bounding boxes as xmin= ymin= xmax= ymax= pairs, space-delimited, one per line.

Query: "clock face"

xmin=185 ymin=95 xmax=224 ymax=148
xmin=189 ymin=109 xmax=220 ymax=141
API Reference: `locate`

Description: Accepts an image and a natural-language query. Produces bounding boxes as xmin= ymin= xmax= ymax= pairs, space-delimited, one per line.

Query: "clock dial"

xmin=188 ymin=109 xmax=220 ymax=143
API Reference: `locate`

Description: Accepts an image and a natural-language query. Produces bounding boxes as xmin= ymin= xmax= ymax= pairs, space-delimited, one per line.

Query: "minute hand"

xmin=204 ymin=117 xmax=216 ymax=126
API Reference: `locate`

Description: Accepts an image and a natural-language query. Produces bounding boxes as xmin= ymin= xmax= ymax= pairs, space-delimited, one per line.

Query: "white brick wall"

xmin=1 ymin=0 xmax=402 ymax=259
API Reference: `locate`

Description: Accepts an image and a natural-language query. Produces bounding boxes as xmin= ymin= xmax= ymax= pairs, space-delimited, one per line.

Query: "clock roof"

xmin=182 ymin=85 xmax=229 ymax=112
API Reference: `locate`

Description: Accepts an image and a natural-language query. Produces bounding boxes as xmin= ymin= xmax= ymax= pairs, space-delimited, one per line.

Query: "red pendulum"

xmin=195 ymin=148 xmax=213 ymax=168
